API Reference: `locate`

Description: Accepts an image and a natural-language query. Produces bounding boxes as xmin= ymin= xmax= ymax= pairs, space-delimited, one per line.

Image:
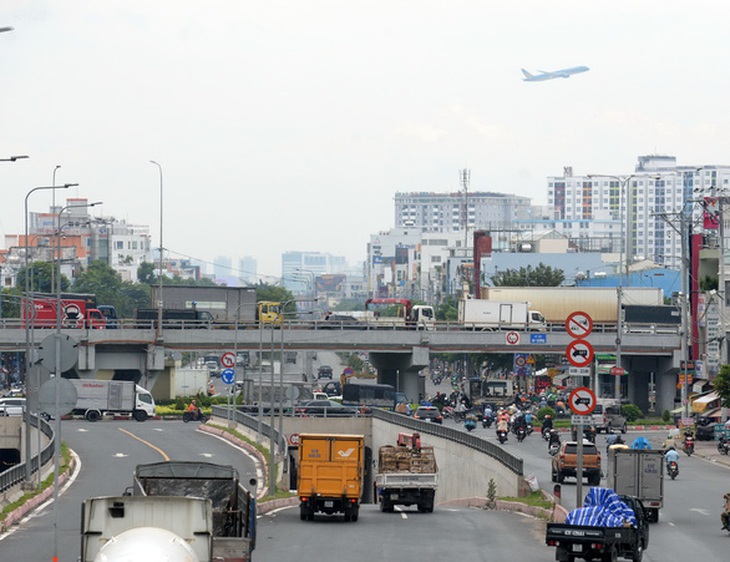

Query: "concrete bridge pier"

xmin=624 ymin=354 xmax=676 ymax=415
xmin=369 ymin=346 xmax=430 ymax=403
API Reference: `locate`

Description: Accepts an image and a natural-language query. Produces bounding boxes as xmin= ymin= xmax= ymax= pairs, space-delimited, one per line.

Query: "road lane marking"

xmin=118 ymin=428 xmax=169 ymax=461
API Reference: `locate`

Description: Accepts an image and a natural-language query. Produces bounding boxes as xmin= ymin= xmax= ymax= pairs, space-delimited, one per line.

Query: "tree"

xmin=137 ymin=262 xmax=157 ymax=284
xmin=74 ymin=260 xmax=151 ymax=317
xmin=16 ymin=262 xmax=70 ymax=294
xmin=490 ymin=262 xmax=565 ymax=287
xmin=435 ymin=295 xmax=458 ymax=322
xmin=714 ymin=363 xmax=730 ymax=408
xmin=256 ymin=283 xmax=296 ymax=314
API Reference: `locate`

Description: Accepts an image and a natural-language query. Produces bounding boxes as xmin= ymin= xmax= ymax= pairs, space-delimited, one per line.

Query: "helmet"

xmin=545 ymin=414 xmax=552 ymax=419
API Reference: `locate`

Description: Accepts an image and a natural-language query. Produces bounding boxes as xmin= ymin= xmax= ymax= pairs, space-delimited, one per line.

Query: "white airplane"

xmin=521 ymin=66 xmax=589 ymax=82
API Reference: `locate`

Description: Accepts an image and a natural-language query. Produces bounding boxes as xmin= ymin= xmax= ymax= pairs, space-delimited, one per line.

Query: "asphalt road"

xmin=0 ymin=419 xmax=258 ymax=561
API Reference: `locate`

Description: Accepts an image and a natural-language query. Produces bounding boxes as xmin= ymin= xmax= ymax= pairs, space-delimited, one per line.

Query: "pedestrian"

xmin=722 ymin=492 xmax=730 ymax=531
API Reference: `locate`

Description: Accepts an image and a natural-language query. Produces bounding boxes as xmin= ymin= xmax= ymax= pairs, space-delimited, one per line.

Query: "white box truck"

xmin=606 ymin=447 xmax=664 ymax=523
xmin=70 ymin=379 xmax=156 ymax=422
xmin=458 ymin=299 xmax=545 ymax=330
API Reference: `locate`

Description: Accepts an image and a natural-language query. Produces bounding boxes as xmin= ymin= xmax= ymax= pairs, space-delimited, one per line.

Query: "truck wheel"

xmin=589 ymin=472 xmax=601 ymax=486
xmin=557 ymin=471 xmax=564 ymax=484
xmin=351 ymin=506 xmax=359 ymax=522
xmin=134 ymin=410 xmax=148 ymax=422
xmin=86 ymin=410 xmax=101 ymax=422
xmin=602 ymin=547 xmax=617 ymax=562
xmin=344 ymin=513 xmax=352 ymax=522
xmin=632 ymin=542 xmax=644 ymax=562
xmin=380 ymin=499 xmax=393 ymax=513
xmin=300 ymin=506 xmax=307 ymax=521
xmin=621 ymin=423 xmax=628 ymax=434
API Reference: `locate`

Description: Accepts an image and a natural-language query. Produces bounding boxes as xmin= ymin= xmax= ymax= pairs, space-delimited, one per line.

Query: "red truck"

xmin=22 ymin=293 xmax=107 ymax=329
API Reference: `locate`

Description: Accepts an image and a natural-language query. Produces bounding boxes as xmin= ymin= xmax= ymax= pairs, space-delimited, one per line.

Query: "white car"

xmin=0 ymin=397 xmax=26 ymax=416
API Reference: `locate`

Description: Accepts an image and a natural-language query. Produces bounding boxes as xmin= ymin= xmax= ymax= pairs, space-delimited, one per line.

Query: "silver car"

xmin=0 ymin=397 xmax=26 ymax=416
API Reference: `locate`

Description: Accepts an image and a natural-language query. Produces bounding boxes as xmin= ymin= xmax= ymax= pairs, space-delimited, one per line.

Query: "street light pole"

xmin=150 ymin=161 xmax=164 ymax=341
xmin=23 ymin=182 xmax=73 ymax=487
xmin=53 ymin=200 xmax=100 ymax=561
xmin=1 ymin=154 xmax=28 ymax=162
xmin=51 ymin=165 xmax=61 ymax=293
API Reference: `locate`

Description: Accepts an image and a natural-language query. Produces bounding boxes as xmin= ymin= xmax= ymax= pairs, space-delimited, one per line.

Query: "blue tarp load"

xmin=565 ymin=487 xmax=637 ymax=528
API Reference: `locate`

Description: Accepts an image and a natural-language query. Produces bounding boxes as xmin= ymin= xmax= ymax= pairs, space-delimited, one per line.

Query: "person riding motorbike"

xmin=187 ymin=399 xmax=203 ymax=421
xmin=721 ymin=492 xmax=730 ymax=531
xmin=541 ymin=414 xmax=553 ymax=438
xmin=548 ymin=428 xmax=561 ymax=451
xmin=664 ymin=445 xmax=680 ymax=466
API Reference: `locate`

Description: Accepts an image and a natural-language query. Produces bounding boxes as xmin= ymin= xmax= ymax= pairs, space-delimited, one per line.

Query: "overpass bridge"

xmin=0 ymin=321 xmax=682 ymax=413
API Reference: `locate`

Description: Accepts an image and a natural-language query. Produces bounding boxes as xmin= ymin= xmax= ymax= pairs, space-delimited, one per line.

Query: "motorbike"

xmin=182 ymin=409 xmax=208 ymax=423
xmin=548 ymin=441 xmax=560 ymax=456
xmin=683 ymin=435 xmax=695 ymax=457
xmin=515 ymin=426 xmax=527 ymax=443
xmin=464 ymin=417 xmax=477 ymax=432
xmin=496 ymin=429 xmax=508 ymax=444
xmin=667 ymin=460 xmax=679 ymax=480
xmin=718 ymin=437 xmax=730 ymax=456
xmin=541 ymin=426 xmax=553 ymax=441
xmin=482 ymin=413 xmax=494 ymax=429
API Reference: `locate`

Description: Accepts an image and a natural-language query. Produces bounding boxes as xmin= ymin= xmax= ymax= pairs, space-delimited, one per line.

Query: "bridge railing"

xmin=373 ymin=409 xmax=523 ymax=475
xmin=211 ymin=404 xmax=288 ymax=452
xmin=0 ymin=413 xmax=55 ymax=494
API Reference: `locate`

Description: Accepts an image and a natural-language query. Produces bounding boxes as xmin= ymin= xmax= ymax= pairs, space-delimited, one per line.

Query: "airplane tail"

xmin=521 ymin=68 xmax=533 ymax=79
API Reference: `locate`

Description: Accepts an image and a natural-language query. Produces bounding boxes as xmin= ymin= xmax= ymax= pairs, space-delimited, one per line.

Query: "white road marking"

xmin=689 ymin=508 xmax=711 ymax=516
xmin=113 ymin=453 xmax=128 ymax=458
xmin=201 ymin=453 xmax=213 ymax=458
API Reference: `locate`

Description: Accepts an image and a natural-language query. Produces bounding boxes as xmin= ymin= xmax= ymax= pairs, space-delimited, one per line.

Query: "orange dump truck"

xmin=297 ymin=433 xmax=365 ymax=522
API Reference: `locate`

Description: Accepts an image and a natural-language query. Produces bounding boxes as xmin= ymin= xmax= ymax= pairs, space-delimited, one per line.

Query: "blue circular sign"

xmin=220 ymin=368 xmax=235 ymax=384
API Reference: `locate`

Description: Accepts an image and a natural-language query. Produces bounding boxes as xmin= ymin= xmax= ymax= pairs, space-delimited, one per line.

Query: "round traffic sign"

xmin=515 ymin=355 xmax=527 ymax=367
xmin=565 ymin=339 xmax=594 ymax=368
xmin=220 ymin=368 xmax=235 ymax=384
xmin=39 ymin=377 xmax=78 ymax=417
xmin=220 ymin=352 xmax=236 ymax=369
xmin=565 ymin=311 xmax=593 ymax=339
xmin=505 ymin=331 xmax=520 ymax=345
xmin=288 ymin=433 xmax=300 ymax=446
xmin=568 ymin=386 xmax=597 ymax=415
xmin=343 ymin=367 xmax=354 ymax=376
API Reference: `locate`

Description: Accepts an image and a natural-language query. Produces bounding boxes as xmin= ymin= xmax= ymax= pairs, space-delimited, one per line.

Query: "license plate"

xmin=324 ymin=501 xmax=333 ymax=507
xmin=572 ymin=544 xmax=583 ymax=553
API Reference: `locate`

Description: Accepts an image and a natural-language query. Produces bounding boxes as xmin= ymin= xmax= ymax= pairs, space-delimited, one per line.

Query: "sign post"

xmin=568 ymin=385 xmax=597 ymax=506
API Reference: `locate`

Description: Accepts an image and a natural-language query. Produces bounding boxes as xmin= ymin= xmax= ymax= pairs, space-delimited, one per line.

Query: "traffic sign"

xmin=288 ymin=433 xmax=300 ymax=446
xmin=514 ymin=355 xmax=527 ymax=367
xmin=566 ymin=339 xmax=594 ymax=368
xmin=220 ymin=368 xmax=235 ymax=384
xmin=566 ymin=311 xmax=593 ymax=339
xmin=220 ymin=352 xmax=236 ymax=369
xmin=568 ymin=386 xmax=597 ymax=416
xmin=343 ymin=367 xmax=354 ymax=376
xmin=610 ymin=366 xmax=626 ymax=376
xmin=571 ymin=415 xmax=593 ymax=425
xmin=505 ymin=331 xmax=520 ymax=345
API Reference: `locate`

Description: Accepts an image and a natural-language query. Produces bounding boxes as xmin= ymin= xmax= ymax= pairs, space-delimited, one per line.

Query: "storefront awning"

xmin=692 ymin=380 xmax=710 ymax=393
xmin=702 ymin=407 xmax=723 ymax=420
xmin=692 ymin=391 xmax=719 ymax=414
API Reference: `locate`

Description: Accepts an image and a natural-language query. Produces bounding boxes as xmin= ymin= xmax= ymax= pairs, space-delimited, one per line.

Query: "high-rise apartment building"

xmin=394 ymin=191 xmax=533 ymax=239
xmin=547 ymin=156 xmax=730 ymax=269
xmin=281 ymin=251 xmax=348 ymax=295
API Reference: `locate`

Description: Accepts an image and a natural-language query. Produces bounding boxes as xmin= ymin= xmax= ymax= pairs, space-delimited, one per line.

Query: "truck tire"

xmin=86 ymin=410 xmax=101 ymax=422
xmin=134 ymin=410 xmax=148 ymax=422
xmin=380 ymin=499 xmax=393 ymax=513
xmin=589 ymin=472 xmax=601 ymax=486
xmin=300 ymin=506 xmax=307 ymax=521
xmin=621 ymin=423 xmax=627 ymax=434
xmin=351 ymin=506 xmax=359 ymax=522
xmin=557 ymin=471 xmax=565 ymax=484
xmin=632 ymin=542 xmax=644 ymax=562
xmin=602 ymin=547 xmax=617 ymax=562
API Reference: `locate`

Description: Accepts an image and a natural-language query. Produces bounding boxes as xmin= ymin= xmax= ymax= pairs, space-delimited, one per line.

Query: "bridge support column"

xmin=369 ymin=347 xmax=430 ymax=403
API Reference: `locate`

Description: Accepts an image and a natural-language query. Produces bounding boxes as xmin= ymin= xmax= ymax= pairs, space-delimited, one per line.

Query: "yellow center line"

xmin=118 ymin=427 xmax=170 ymax=461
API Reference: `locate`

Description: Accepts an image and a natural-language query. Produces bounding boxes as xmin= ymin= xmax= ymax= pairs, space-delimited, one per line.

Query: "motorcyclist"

xmin=548 ymin=428 xmax=561 ymax=450
xmin=187 ymin=399 xmax=202 ymax=420
xmin=664 ymin=445 xmax=680 ymax=467
xmin=483 ymin=404 xmax=493 ymax=421
xmin=541 ymin=413 xmax=554 ymax=433
xmin=722 ymin=492 xmax=730 ymax=531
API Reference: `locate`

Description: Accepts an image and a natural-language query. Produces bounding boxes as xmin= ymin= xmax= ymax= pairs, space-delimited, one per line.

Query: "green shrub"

xmin=622 ymin=403 xmax=644 ymax=422
xmin=662 ymin=409 xmax=671 ymax=422
xmin=537 ymin=406 xmax=556 ymax=421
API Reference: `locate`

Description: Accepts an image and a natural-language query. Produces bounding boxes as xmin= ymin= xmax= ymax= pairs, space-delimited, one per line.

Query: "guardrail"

xmin=0 ymin=413 xmax=54 ymax=494
xmin=211 ymin=405 xmax=288 ymax=452
xmin=0 ymin=317 xmax=680 ymax=335
xmin=373 ymin=409 xmax=524 ymax=475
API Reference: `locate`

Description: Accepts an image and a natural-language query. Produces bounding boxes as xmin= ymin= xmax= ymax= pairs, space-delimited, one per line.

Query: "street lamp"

xmin=23 ymin=182 xmax=74 ymax=487
xmin=53 ymin=200 xmax=100 ymax=560
xmin=1 ymin=154 xmax=28 ymax=161
xmin=150 ymin=161 xmax=164 ymax=340
xmin=50 ymin=165 xmax=61 ymax=292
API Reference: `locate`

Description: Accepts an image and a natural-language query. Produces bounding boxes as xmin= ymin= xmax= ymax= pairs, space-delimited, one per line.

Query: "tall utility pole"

xmin=460 ymin=169 xmax=470 ymax=252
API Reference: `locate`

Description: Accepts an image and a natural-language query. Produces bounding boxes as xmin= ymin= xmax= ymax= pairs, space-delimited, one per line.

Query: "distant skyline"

xmin=3 ymin=2 xmax=730 ymax=278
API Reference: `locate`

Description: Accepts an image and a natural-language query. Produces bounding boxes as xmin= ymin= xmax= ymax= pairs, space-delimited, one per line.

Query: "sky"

xmin=2 ymin=1 xmax=730 ymax=281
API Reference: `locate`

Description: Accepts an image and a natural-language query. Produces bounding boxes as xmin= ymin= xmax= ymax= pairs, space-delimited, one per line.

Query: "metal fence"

xmin=0 ymin=413 xmax=55 ymax=493
xmin=211 ymin=405 xmax=288 ymax=452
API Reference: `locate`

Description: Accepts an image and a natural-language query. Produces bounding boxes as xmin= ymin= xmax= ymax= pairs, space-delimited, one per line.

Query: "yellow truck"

xmin=297 ymin=433 xmax=365 ymax=522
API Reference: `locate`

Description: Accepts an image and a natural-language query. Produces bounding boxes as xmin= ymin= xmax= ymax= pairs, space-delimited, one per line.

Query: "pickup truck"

xmin=546 ymin=494 xmax=650 ymax=562
xmin=552 ymin=440 xmax=602 ymax=486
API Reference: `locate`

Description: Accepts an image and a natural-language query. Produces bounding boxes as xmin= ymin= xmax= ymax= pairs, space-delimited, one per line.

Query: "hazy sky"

xmin=2 ymin=1 xmax=730 ymax=280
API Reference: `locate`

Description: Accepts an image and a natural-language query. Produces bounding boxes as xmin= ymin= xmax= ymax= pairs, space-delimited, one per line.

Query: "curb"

xmin=0 ymin=456 xmax=76 ymax=533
